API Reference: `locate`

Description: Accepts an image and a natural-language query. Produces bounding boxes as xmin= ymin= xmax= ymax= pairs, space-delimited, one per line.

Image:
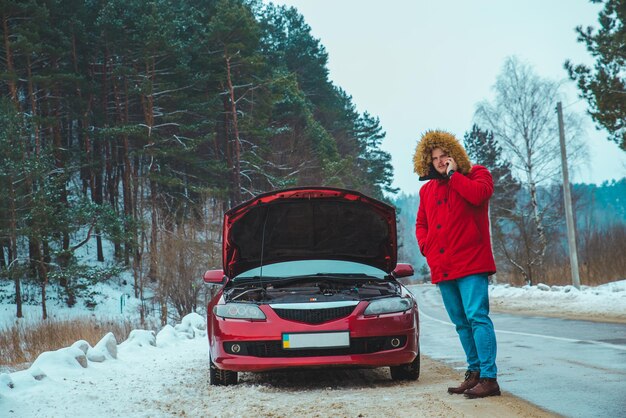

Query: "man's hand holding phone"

xmin=445 ymin=157 xmax=458 ymax=176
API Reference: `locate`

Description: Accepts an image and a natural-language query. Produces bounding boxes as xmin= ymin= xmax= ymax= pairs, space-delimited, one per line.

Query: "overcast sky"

xmin=265 ymin=0 xmax=626 ymax=194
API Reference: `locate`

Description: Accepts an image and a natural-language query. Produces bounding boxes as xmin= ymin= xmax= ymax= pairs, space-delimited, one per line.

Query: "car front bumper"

xmin=208 ymin=302 xmax=419 ymax=372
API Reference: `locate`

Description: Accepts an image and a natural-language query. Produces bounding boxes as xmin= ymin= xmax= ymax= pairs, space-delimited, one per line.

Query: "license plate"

xmin=282 ymin=331 xmax=350 ymax=349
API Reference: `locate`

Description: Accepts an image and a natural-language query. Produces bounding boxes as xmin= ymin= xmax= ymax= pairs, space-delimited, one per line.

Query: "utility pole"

xmin=556 ymin=102 xmax=581 ymax=289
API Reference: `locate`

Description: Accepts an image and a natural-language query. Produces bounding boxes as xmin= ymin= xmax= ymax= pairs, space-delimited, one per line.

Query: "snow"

xmin=119 ymin=329 xmax=157 ymax=350
xmin=87 ymin=333 xmax=118 ymax=362
xmin=0 ymin=313 xmax=207 ymax=417
xmin=0 ymin=276 xmax=140 ymax=327
xmin=0 ymin=280 xmax=624 ymax=416
xmin=0 ymin=233 xmax=144 ymax=327
xmin=174 ymin=312 xmax=207 ymax=339
xmin=488 ymin=280 xmax=626 ymax=320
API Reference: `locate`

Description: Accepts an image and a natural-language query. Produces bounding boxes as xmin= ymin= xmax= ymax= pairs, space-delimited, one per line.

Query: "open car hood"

xmin=223 ymin=187 xmax=397 ymax=278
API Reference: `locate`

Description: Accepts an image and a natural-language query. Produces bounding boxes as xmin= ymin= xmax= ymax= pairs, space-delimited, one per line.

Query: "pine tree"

xmin=565 ymin=0 xmax=626 ymax=150
xmin=464 ymin=125 xmax=523 ymax=283
xmin=355 ymin=112 xmax=397 ymax=200
xmin=463 ymin=125 xmax=519 ymax=220
xmin=206 ymin=0 xmax=267 ymax=205
xmin=0 ymin=98 xmax=27 ymax=317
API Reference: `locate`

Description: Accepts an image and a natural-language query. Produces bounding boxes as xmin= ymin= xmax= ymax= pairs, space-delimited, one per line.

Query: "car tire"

xmin=390 ymin=352 xmax=420 ymax=381
xmin=209 ymin=354 xmax=238 ymax=386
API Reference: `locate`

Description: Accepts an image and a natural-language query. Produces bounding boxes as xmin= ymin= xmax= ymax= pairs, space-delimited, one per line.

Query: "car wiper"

xmin=286 ymin=273 xmax=378 ymax=280
xmin=233 ymin=273 xmax=384 ymax=287
xmin=232 ymin=276 xmax=279 ymax=284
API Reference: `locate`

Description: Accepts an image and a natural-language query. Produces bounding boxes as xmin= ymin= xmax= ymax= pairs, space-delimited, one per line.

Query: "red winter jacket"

xmin=415 ymin=165 xmax=496 ymax=284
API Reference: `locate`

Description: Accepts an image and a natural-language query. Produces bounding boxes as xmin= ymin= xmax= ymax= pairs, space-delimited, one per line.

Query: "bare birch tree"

xmin=475 ymin=57 xmax=586 ymax=284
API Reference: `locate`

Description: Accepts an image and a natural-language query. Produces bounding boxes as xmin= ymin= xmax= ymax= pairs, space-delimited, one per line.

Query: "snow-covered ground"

xmin=0 ymin=278 xmax=141 ymax=327
xmin=0 ymin=313 xmax=208 ymax=417
xmin=489 ymin=280 xmax=626 ymax=322
xmin=0 ymin=279 xmax=624 ymax=417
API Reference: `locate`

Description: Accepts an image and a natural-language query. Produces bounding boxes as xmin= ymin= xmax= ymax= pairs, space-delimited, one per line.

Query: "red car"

xmin=203 ymin=187 xmax=419 ymax=385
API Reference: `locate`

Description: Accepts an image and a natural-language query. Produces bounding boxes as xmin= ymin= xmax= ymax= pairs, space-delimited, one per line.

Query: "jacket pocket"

xmin=455 ymin=219 xmax=481 ymax=253
xmin=422 ymin=231 xmax=433 ymax=257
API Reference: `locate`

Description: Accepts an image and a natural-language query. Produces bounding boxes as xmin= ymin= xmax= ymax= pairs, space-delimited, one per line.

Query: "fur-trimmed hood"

xmin=413 ymin=130 xmax=472 ymax=178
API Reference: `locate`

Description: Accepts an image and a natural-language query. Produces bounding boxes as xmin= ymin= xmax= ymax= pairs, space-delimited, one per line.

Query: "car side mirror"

xmin=203 ymin=269 xmax=226 ymax=284
xmin=393 ymin=263 xmax=414 ymax=278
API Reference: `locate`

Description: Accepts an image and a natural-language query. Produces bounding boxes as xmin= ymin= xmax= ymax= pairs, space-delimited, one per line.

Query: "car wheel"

xmin=222 ymin=368 xmax=238 ymax=385
xmin=390 ymin=352 xmax=420 ymax=381
xmin=209 ymin=354 xmax=238 ymax=386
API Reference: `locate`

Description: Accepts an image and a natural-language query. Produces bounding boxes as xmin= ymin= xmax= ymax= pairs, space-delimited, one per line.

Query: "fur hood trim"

xmin=413 ymin=130 xmax=472 ymax=177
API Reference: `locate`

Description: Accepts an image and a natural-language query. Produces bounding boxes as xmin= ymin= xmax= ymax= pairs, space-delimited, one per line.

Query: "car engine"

xmin=224 ymin=276 xmax=401 ymax=304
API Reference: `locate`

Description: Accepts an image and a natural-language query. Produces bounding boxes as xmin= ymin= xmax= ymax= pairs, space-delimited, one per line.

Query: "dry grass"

xmin=0 ymin=317 xmax=157 ymax=372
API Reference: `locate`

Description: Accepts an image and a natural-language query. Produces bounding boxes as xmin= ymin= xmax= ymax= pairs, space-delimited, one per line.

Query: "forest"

xmin=0 ymin=0 xmax=397 ymax=321
xmin=1 ymin=0 xmax=625 ymax=323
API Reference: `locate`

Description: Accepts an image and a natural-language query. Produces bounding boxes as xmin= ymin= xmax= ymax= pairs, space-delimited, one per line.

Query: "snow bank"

xmin=0 ymin=312 xmax=207 ymax=400
xmin=118 ymin=329 xmax=157 ymax=353
xmin=156 ymin=324 xmax=180 ymax=347
xmin=71 ymin=340 xmax=91 ymax=356
xmin=489 ymin=279 xmax=626 ymax=318
xmin=0 ymin=373 xmax=14 ymax=389
xmin=87 ymin=332 xmax=118 ymax=362
xmin=2 ymin=366 xmax=45 ymax=393
xmin=1 ymin=345 xmax=89 ymax=392
xmin=174 ymin=312 xmax=207 ymax=339
xmin=156 ymin=314 xmax=206 ymax=347
xmin=31 ymin=346 xmax=88 ymax=372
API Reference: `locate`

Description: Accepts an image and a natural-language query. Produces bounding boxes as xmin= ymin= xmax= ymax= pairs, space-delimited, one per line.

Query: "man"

xmin=413 ymin=130 xmax=500 ymax=398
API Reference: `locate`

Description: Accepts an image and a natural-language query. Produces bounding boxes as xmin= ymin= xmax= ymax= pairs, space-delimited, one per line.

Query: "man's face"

xmin=431 ymin=147 xmax=450 ymax=175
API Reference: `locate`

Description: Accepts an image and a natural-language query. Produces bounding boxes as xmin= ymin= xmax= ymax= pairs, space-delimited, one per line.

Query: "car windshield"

xmin=234 ymin=260 xmax=387 ymax=281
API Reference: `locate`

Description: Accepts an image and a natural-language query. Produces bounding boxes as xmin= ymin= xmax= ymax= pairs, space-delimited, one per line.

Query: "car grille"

xmin=223 ymin=336 xmax=407 ymax=357
xmin=272 ymin=305 xmax=356 ymax=324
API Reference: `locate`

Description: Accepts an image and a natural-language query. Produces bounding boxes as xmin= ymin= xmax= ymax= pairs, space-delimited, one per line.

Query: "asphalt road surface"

xmin=408 ymin=284 xmax=626 ymax=418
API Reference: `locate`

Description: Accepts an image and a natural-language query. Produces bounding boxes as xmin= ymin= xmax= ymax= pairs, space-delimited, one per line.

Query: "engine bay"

xmin=224 ymin=276 xmax=401 ymax=304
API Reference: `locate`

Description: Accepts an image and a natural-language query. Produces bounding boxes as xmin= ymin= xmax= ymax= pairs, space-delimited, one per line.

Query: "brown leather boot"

xmin=447 ymin=370 xmax=480 ymax=394
xmin=463 ymin=378 xmax=501 ymax=398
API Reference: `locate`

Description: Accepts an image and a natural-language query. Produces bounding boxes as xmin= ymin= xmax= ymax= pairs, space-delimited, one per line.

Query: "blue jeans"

xmin=437 ymin=274 xmax=498 ymax=378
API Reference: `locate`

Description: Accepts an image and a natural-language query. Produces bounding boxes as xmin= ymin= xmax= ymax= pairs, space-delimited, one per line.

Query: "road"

xmin=408 ymin=284 xmax=626 ymax=418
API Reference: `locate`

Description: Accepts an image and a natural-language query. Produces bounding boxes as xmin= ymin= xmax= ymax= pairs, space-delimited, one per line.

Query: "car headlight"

xmin=363 ymin=297 xmax=412 ymax=315
xmin=214 ymin=303 xmax=266 ymax=320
